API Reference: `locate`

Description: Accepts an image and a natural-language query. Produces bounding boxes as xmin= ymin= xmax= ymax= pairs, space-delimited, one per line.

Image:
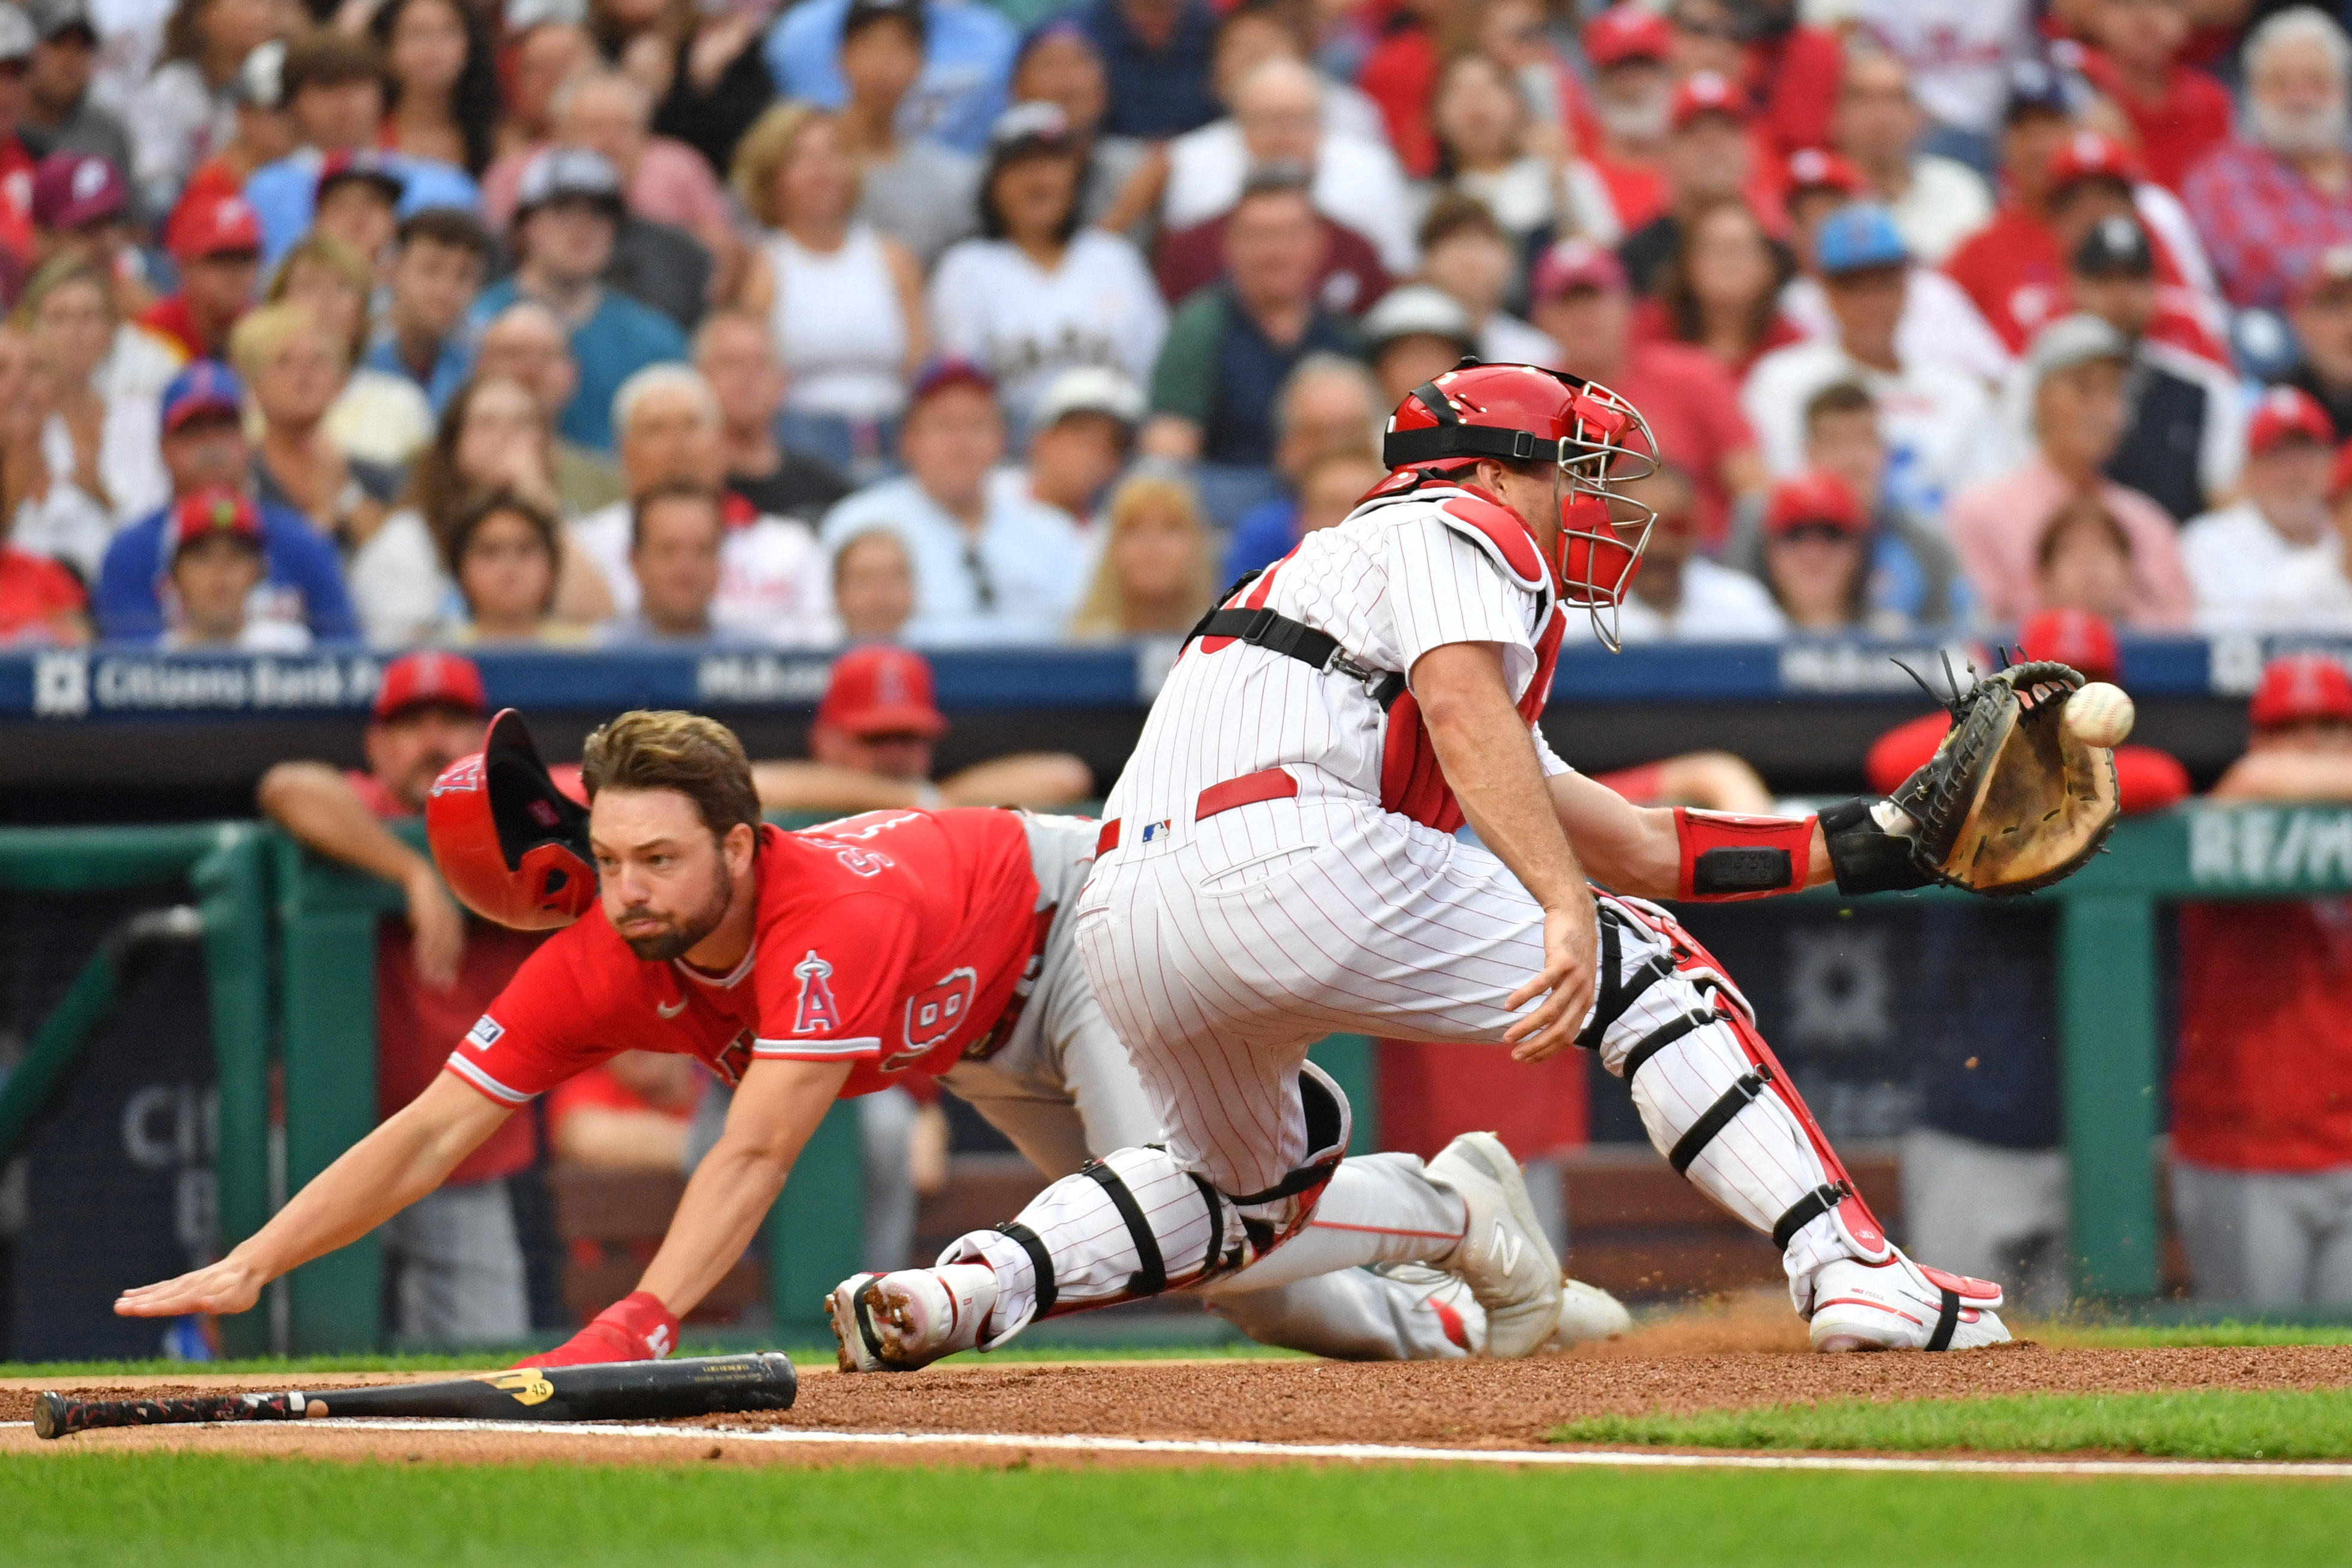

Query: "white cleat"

xmin=1543 ymin=1277 xmax=1634 ymax=1351
xmin=827 ymin=1263 xmax=998 ymax=1372
xmin=1808 ymin=1251 xmax=2010 ymax=1352
xmin=1426 ymin=1132 xmax=1563 ymax=1358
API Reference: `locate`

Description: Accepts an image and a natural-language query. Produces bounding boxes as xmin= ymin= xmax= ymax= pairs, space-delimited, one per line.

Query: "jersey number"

xmin=885 ymin=967 xmax=978 ymax=1070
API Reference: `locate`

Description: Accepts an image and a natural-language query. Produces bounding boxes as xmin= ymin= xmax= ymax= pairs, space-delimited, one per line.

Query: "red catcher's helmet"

xmin=425 ymin=708 xmax=597 ymax=930
xmin=1380 ymin=359 xmax=1660 ymax=650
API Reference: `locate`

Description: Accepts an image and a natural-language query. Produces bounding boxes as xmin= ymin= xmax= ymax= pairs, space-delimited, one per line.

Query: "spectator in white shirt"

xmin=1420 ymin=51 xmax=1615 ymax=260
xmin=2253 ymin=435 xmax=2352 ymax=632
xmin=819 ymin=358 xmax=1083 ymax=646
xmin=1612 ymin=461 xmax=1787 ymax=642
xmin=1744 ymin=204 xmax=1998 ymax=514
xmin=2182 ymin=387 xmax=2336 ymax=632
xmin=603 ymin=484 xmax=733 ymax=646
xmin=927 ymin=103 xmax=1166 ymax=432
xmin=1161 ymin=57 xmax=1414 ymax=273
xmin=571 ymin=364 xmax=836 ymax=646
xmin=1832 ymin=44 xmax=1994 ymax=267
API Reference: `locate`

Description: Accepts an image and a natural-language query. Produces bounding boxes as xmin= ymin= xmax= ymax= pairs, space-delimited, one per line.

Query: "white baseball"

xmin=2065 ymin=681 xmax=2135 ymax=747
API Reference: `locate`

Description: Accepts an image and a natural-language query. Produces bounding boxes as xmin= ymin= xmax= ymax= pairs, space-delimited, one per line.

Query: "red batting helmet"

xmin=425 ymin=708 xmax=597 ymax=930
xmin=1378 ymin=359 xmax=1660 ymax=650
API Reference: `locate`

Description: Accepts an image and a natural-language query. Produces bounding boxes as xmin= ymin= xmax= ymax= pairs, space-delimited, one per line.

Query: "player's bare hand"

xmin=405 ymin=867 xmax=465 ymax=991
xmin=115 ymin=1256 xmax=263 ymax=1319
xmin=1504 ymin=897 xmax=1599 ymax=1063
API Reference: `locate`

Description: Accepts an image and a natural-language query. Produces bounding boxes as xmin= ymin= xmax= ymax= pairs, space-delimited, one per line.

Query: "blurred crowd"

xmin=3 ymin=0 xmax=2352 ymax=650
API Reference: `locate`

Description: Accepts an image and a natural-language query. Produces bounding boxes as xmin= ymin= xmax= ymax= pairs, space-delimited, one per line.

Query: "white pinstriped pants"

xmin=1071 ymin=793 xmax=1861 ymax=1308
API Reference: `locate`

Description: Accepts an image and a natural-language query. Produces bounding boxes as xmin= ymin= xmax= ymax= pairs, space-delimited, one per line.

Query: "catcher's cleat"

xmin=1427 ymin=1133 xmax=1563 ymax=1358
xmin=827 ymin=1264 xmax=997 ymax=1372
xmin=1543 ymin=1277 xmax=1635 ymax=1352
xmin=1808 ymin=1250 xmax=2009 ymax=1352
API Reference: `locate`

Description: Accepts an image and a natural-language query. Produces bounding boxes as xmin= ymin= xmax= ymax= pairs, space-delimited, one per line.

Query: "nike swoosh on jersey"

xmin=657 ymin=999 xmax=686 ymax=1019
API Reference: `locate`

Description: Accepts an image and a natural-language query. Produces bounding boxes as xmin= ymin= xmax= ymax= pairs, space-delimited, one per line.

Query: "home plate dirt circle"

xmin=8 ymin=1327 xmax=2352 ymax=1473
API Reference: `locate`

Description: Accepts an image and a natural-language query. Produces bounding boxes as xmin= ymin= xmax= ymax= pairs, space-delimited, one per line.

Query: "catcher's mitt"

xmin=1889 ymin=659 xmax=2121 ymax=895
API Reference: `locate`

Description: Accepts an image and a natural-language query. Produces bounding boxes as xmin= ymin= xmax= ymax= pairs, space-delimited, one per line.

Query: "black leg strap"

xmin=1576 ymin=916 xmax=1678 ymax=1054
xmin=1187 ymin=1174 xmax=1226 ymax=1283
xmin=993 ymin=1221 xmax=1057 ymax=1316
xmin=1620 ymin=1006 xmax=1719 ymax=1083
xmin=1771 ymin=1181 xmax=1852 ymax=1251
xmin=1083 ymin=1159 xmax=1168 ymax=1297
xmin=1926 ymin=1287 xmax=1962 ymax=1351
xmin=1667 ymin=1065 xmax=1773 ymax=1174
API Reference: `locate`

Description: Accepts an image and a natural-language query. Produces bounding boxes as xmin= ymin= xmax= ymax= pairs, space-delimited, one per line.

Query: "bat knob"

xmin=33 ymin=1392 xmax=68 ymax=1440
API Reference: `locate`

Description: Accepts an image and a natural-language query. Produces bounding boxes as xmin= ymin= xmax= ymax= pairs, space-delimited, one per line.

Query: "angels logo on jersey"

xmin=883 ymin=967 xmax=977 ymax=1071
xmin=791 ymin=950 xmax=840 ymax=1034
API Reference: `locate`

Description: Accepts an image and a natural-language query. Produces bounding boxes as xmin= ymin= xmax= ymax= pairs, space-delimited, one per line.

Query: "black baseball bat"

xmin=33 ymin=1352 xmax=795 ymax=1440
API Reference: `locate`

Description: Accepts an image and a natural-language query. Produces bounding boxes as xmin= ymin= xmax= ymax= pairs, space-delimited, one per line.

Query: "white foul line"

xmin=11 ymin=1419 xmax=2352 ymax=1479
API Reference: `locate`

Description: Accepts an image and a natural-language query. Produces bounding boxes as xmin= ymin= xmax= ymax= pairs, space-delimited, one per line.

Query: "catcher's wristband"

xmin=1672 ymin=808 xmax=1817 ymax=901
xmin=1820 ymin=797 xmax=1930 ymax=895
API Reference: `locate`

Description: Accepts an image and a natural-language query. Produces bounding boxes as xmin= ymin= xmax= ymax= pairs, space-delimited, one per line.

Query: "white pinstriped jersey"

xmin=1102 ymin=487 xmax=1571 ymax=836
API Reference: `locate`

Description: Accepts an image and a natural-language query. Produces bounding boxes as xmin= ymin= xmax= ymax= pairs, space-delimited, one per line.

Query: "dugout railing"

xmin=4 ymin=804 xmax=2347 ymax=1351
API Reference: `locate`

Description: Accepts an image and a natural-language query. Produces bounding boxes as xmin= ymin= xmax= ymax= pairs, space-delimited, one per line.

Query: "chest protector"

xmin=1377 ymin=490 xmax=1565 ymax=835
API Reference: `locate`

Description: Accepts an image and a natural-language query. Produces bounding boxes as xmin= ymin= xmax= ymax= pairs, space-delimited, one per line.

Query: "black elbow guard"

xmin=1820 ymin=797 xmax=1931 ymax=896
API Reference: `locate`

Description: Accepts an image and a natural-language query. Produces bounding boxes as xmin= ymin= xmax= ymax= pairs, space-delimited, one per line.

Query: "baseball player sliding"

xmin=840 ymin=361 xmax=2073 ymax=1370
xmin=116 ymin=708 xmax=1625 ymax=1364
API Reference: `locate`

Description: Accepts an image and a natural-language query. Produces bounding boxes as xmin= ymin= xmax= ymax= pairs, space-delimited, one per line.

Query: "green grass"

xmin=2020 ymin=1321 xmax=2352 ymax=1349
xmin=6 ymin=1453 xmax=2350 ymax=1567
xmin=1554 ymin=1388 xmax=2352 ymax=1460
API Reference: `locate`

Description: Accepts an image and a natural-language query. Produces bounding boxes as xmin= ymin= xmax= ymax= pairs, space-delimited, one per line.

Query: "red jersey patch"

xmin=442 ymin=813 xmax=1040 ymax=1104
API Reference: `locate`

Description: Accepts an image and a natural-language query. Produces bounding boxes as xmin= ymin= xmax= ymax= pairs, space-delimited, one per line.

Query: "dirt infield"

xmin=9 ymin=1301 xmax=2352 ymax=1470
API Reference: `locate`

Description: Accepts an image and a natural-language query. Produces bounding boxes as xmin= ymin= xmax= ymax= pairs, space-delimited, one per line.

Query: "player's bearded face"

xmin=611 ymin=848 xmax=734 ymax=962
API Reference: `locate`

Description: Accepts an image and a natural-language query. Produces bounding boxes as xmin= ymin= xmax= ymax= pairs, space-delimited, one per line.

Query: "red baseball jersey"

xmin=443 ymin=811 xmax=1042 ymax=1108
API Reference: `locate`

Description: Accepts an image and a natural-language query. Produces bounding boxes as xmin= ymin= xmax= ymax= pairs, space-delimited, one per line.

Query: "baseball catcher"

xmin=116 ymin=708 xmax=1628 ymax=1365
xmin=839 ymin=360 xmax=2121 ymax=1368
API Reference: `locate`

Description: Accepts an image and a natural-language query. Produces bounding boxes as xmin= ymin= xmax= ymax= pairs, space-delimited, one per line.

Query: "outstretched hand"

xmin=116 ymin=1257 xmax=263 ymax=1320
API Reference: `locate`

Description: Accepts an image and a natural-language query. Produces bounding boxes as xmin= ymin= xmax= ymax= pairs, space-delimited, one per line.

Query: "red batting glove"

xmin=511 ymin=1291 xmax=679 ymax=1369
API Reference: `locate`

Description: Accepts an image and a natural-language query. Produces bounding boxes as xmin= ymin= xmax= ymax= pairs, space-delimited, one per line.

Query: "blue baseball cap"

xmin=161 ymin=361 xmax=246 ymax=432
xmin=1814 ymin=204 xmax=1908 ymax=277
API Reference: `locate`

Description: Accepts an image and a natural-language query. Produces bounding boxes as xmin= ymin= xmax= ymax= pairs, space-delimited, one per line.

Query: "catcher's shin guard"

xmin=944 ymin=1063 xmax=1353 ymax=1348
xmin=1584 ymin=900 xmax=1891 ymax=1311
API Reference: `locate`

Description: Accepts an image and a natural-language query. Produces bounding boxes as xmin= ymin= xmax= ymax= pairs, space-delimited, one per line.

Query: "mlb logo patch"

xmin=466 ymin=1015 xmax=504 ymax=1048
xmin=1139 ymin=820 xmax=1174 ymax=843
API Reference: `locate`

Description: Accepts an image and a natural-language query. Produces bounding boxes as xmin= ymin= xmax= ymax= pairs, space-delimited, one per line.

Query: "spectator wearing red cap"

xmin=2182 ymin=387 xmax=2338 ymax=630
xmin=750 ymin=641 xmax=1090 ymax=814
xmin=26 ymin=148 xmax=141 ymax=300
xmin=1865 ymin=608 xmax=2190 ymax=813
xmin=2285 ymin=245 xmax=2352 ymax=438
xmin=821 ymin=358 xmax=1084 ymax=640
xmin=255 ymin=649 xmax=547 ymax=1344
xmin=2251 ymin=435 xmax=2352 ymax=630
xmin=1532 ymin=235 xmax=1765 ymax=549
xmin=1950 ymin=314 xmax=2193 ymax=627
xmin=1616 ymin=70 xmax=1762 ymax=298
xmin=2170 ymin=652 xmax=2352 ymax=1305
xmin=1832 ymin=46 xmax=1993 ymax=267
xmin=134 ymin=193 xmax=262 ymax=366
xmin=1755 ymin=468 xmax=1910 ymax=635
xmin=1579 ymin=2 xmax=1675 ymax=238
xmin=2180 ymin=8 xmax=2352 ymax=310
xmin=156 ymin=485 xmax=296 ymax=649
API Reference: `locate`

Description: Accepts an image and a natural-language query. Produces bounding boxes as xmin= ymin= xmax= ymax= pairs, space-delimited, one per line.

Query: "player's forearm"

xmin=750 ymin=761 xmax=921 ymax=814
xmin=232 ymin=1082 xmax=502 ymax=1290
xmin=553 ymin=1108 xmax=690 ymax=1172
xmin=940 ymin=753 xmax=1093 ymax=808
xmin=634 ymin=1059 xmax=851 ymax=1316
xmin=2210 ymin=752 xmax=2352 ymax=802
xmin=1549 ymin=771 xmax=1835 ymax=898
xmin=257 ymin=762 xmax=431 ymax=887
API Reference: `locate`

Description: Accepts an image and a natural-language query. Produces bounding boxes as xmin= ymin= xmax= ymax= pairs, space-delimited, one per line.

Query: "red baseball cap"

xmin=2018 ymin=608 xmax=2121 ymax=684
xmin=2250 ymin=652 xmax=2352 ymax=729
xmin=1763 ymin=470 xmax=1865 ymax=536
xmin=166 ymin=194 xmax=263 ymax=261
xmin=2247 ymin=385 xmax=2335 ymax=455
xmin=2047 ymin=131 xmax=2142 ymax=194
xmin=817 ymin=644 xmax=948 ymax=738
xmin=1531 ymin=236 xmax=1628 ymax=302
xmin=907 ymin=357 xmax=997 ymax=409
xmin=1584 ymin=4 xmax=1672 ymax=69
xmin=168 ymin=487 xmax=261 ymax=557
xmin=1785 ymin=148 xmax=1867 ymax=199
xmin=374 ymin=650 xmax=488 ymax=723
xmin=1670 ymin=71 xmax=1747 ymax=132
xmin=31 ymin=151 xmax=126 ymax=230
